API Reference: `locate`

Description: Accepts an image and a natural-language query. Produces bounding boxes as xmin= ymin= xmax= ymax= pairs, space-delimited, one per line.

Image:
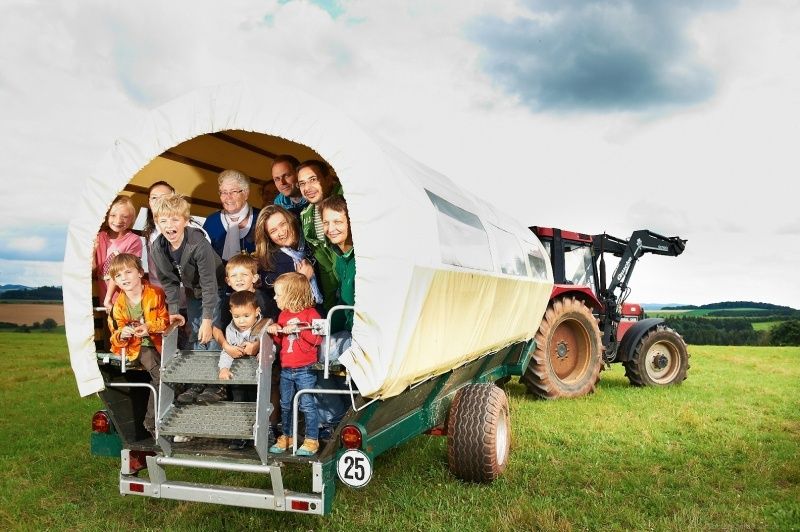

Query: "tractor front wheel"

xmin=447 ymin=383 xmax=510 ymax=483
xmin=521 ymin=296 xmax=603 ymax=399
xmin=623 ymin=325 xmax=690 ymax=387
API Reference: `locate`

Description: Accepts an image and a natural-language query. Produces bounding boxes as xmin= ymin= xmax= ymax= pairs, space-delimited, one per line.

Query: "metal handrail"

xmin=105 ymin=381 xmax=159 ymax=437
xmin=291 ymin=388 xmax=357 ymax=454
xmin=323 ymin=304 xmax=356 ymax=379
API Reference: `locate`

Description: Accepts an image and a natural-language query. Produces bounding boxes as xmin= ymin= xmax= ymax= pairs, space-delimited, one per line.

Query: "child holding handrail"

xmin=267 ymin=272 xmax=322 ymax=457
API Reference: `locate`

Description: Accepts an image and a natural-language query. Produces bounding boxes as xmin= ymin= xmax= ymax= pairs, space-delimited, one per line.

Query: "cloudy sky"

xmin=1 ymin=0 xmax=798 ymax=307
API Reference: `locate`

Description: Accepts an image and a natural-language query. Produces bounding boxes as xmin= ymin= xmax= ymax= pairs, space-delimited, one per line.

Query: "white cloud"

xmin=0 ymin=0 xmax=798 ymax=307
xmin=7 ymin=237 xmax=47 ymax=253
xmin=0 ymin=259 xmax=62 ymax=287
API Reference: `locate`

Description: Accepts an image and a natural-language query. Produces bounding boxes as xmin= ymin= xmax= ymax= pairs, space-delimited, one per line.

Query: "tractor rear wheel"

xmin=624 ymin=325 xmax=689 ymax=387
xmin=447 ymin=383 xmax=510 ymax=483
xmin=521 ymin=296 xmax=603 ymax=399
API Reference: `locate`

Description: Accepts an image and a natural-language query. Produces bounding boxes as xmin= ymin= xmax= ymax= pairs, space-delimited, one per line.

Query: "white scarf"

xmin=222 ymin=204 xmax=252 ymax=260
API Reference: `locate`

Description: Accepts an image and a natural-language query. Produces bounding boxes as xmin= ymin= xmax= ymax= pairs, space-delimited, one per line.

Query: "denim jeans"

xmin=316 ymin=331 xmax=352 ymax=429
xmin=186 ymin=291 xmax=223 ymax=351
xmin=280 ymin=366 xmax=319 ymax=440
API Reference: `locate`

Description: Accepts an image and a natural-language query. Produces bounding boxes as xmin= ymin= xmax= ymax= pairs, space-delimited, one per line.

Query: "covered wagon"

xmin=65 ymin=82 xmax=554 ymax=514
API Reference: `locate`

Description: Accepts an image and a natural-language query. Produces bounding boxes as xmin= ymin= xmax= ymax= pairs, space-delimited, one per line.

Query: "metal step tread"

xmin=162 ymin=352 xmax=258 ymax=385
xmin=167 ymin=437 xmax=327 ymax=465
xmin=160 ymin=402 xmax=256 ymax=439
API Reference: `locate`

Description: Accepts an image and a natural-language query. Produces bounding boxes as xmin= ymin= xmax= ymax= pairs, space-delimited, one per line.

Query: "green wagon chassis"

xmin=92 ymin=324 xmax=535 ymax=515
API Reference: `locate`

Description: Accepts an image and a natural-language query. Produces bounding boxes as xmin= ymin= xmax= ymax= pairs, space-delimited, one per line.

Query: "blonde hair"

xmin=152 ymin=193 xmax=190 ymax=220
xmin=108 ymin=253 xmax=144 ymax=280
xmin=254 ymin=205 xmax=299 ymax=271
xmin=274 ymin=272 xmax=315 ymax=313
xmin=105 ymin=195 xmax=136 ymax=227
xmin=225 ymin=253 xmax=259 ymax=276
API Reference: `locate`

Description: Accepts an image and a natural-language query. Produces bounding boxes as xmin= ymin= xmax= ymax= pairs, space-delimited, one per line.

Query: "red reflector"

xmin=129 ymin=483 xmax=145 ymax=493
xmin=92 ymin=411 xmax=111 ymax=433
xmin=340 ymin=425 xmax=362 ymax=449
xmin=291 ymin=500 xmax=310 ymax=511
xmin=425 ymin=426 xmax=446 ymax=436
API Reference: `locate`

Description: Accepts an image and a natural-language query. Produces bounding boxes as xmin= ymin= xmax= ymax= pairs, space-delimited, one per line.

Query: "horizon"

xmin=1 ymin=283 xmax=795 ymax=311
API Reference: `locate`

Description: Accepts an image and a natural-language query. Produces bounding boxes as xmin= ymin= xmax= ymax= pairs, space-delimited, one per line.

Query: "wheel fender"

xmin=617 ymin=318 xmax=664 ymax=362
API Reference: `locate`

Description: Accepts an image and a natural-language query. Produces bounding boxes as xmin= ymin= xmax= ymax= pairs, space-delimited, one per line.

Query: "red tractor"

xmin=521 ymin=227 xmax=690 ymax=399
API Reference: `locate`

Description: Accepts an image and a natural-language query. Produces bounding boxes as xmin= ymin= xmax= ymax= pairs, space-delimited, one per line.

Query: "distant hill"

xmin=642 ymin=303 xmax=686 ymax=310
xmin=0 ymin=286 xmax=63 ymax=301
xmin=0 ymin=284 xmax=32 ymax=293
xmin=662 ymin=301 xmax=796 ymax=312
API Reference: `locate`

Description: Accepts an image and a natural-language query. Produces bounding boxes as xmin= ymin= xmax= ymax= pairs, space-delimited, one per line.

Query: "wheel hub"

xmin=556 ymin=340 xmax=569 ymax=360
xmin=651 ymin=353 xmax=668 ymax=370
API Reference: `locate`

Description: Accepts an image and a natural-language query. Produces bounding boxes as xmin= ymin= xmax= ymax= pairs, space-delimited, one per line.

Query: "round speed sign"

xmin=336 ymin=449 xmax=372 ymax=488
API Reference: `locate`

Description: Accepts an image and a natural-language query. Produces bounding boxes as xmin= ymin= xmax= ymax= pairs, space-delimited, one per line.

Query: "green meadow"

xmin=1 ymin=331 xmax=798 ymax=531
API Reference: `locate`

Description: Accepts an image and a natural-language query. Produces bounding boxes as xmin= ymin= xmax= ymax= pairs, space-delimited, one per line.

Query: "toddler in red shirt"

xmin=267 ymin=272 xmax=322 ymax=456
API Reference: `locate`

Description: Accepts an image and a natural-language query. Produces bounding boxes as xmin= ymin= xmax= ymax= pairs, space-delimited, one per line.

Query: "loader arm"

xmin=594 ymin=230 xmax=686 ymax=360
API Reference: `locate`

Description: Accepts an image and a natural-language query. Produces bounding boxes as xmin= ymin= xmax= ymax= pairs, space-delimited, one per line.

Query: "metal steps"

xmin=161 ymin=351 xmax=258 ymax=385
xmin=160 ymin=402 xmax=256 ymax=439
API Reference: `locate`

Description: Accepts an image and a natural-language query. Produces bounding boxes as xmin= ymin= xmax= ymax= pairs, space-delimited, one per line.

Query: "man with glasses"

xmin=265 ymin=154 xmax=308 ymax=218
xmin=297 ymin=160 xmax=343 ymax=312
xmin=203 ymin=169 xmax=261 ymax=262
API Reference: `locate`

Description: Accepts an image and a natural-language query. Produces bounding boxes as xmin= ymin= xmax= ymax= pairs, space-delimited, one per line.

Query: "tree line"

xmin=0 ymin=286 xmax=63 ymax=300
xmin=660 ymin=316 xmax=800 ymax=346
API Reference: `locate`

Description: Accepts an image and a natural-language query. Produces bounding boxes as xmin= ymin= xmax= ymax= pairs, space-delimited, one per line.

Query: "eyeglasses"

xmin=297 ymin=176 xmax=319 ymax=189
xmin=219 ymin=189 xmax=244 ymax=197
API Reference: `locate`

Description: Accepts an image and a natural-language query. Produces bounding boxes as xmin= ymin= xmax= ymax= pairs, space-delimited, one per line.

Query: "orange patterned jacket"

xmin=109 ymin=283 xmax=170 ymax=360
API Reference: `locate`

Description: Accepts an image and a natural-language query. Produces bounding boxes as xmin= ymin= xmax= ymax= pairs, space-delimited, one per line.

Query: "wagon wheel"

xmin=447 ymin=383 xmax=510 ymax=483
xmin=623 ymin=325 xmax=690 ymax=387
xmin=521 ymin=296 xmax=603 ymax=399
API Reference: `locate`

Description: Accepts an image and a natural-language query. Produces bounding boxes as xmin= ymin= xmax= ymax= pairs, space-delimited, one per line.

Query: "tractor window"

xmin=426 ymin=190 xmax=493 ymax=271
xmin=564 ymin=246 xmax=595 ymax=288
xmin=489 ymin=224 xmax=527 ymax=277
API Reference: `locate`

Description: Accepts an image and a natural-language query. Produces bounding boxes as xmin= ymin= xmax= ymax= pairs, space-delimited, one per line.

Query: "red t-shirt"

xmin=273 ymin=307 xmax=322 ymax=368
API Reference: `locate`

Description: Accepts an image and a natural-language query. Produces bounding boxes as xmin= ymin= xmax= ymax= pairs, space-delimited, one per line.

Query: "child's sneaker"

xmin=269 ymin=435 xmax=293 ymax=454
xmin=196 ymin=385 xmax=226 ymax=405
xmin=296 ymin=438 xmax=319 ymax=456
xmin=176 ymin=384 xmax=204 ymax=405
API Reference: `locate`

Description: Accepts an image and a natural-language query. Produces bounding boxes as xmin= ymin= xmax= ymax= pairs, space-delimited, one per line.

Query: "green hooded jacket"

xmin=300 ymin=184 xmax=343 ymax=312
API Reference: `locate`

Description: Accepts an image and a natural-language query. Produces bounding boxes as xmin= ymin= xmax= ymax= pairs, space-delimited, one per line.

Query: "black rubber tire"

xmin=447 ymin=383 xmax=510 ymax=483
xmin=623 ymin=325 xmax=690 ymax=387
xmin=521 ymin=296 xmax=603 ymax=399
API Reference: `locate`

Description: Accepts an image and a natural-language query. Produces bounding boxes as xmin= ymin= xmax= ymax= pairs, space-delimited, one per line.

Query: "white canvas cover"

xmin=64 ymin=82 xmax=554 ymax=399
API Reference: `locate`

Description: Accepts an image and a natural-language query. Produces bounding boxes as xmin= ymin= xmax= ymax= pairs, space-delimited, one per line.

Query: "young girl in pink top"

xmin=94 ymin=195 xmax=143 ymax=311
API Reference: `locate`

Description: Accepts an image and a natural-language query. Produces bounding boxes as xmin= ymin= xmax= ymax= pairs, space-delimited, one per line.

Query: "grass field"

xmin=753 ymin=321 xmax=784 ymax=331
xmin=0 ymin=302 xmax=64 ymax=325
xmin=1 ymin=332 xmax=798 ymax=530
xmin=647 ymin=308 xmax=770 ymax=318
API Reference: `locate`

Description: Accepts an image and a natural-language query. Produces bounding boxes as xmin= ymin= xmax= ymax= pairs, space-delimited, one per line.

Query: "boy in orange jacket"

xmin=108 ymin=253 xmax=170 ymax=438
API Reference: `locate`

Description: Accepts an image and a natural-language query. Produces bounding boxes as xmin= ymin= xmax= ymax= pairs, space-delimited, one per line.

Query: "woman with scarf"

xmin=254 ymin=205 xmax=324 ymax=443
xmin=254 ymin=205 xmax=324 ymax=321
xmin=203 ymin=169 xmax=260 ymax=262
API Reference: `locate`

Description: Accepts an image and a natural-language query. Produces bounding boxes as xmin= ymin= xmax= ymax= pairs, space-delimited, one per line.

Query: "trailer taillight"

xmin=92 ymin=411 xmax=111 ymax=433
xmin=340 ymin=425 xmax=362 ymax=449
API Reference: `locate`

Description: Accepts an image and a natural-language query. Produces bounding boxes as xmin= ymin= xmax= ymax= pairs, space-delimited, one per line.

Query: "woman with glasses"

xmin=203 ymin=169 xmax=261 ymax=262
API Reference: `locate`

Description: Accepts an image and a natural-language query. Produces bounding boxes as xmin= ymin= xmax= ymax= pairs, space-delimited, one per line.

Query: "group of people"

xmin=93 ymin=155 xmax=356 ymax=457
